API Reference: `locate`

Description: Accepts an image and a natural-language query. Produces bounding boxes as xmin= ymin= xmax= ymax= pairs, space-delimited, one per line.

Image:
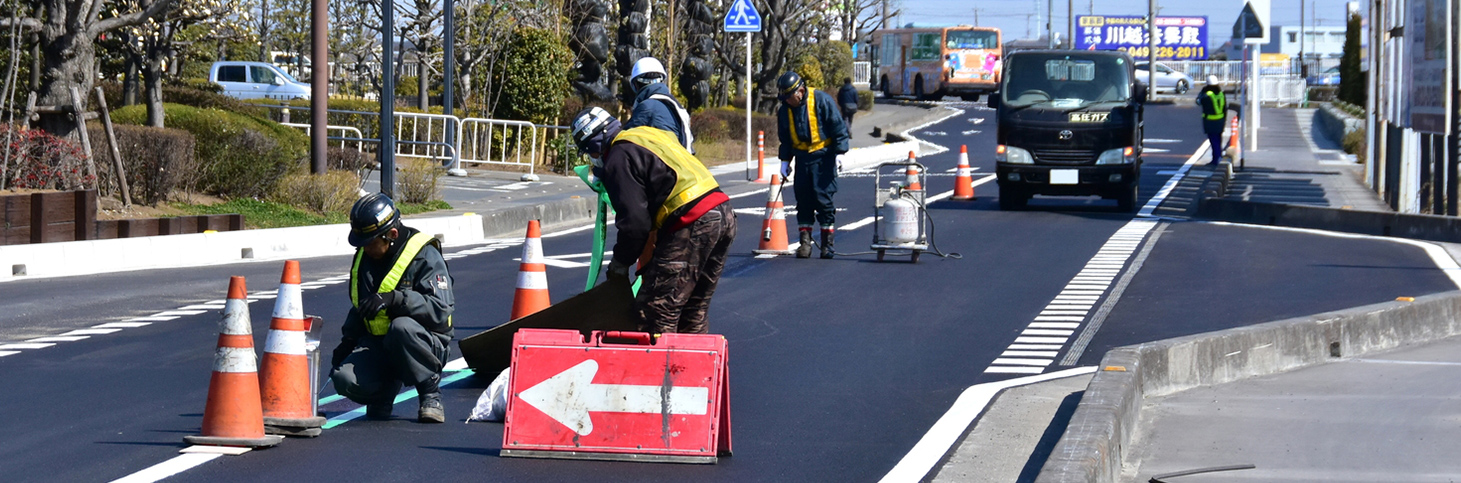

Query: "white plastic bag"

xmin=467 ymin=369 xmax=510 ymax=422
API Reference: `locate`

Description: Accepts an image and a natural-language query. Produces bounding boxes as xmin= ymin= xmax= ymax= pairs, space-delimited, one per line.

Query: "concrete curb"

xmin=1315 ymin=102 xmax=1364 ymax=145
xmin=1035 ymin=291 xmax=1461 ymax=483
xmin=1196 ymin=198 xmax=1461 ymax=243
xmin=0 ymin=196 xmax=605 ymax=282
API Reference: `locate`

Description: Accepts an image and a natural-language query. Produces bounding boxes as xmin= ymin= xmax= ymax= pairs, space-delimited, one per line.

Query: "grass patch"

xmin=175 ymin=198 xmax=452 ymax=229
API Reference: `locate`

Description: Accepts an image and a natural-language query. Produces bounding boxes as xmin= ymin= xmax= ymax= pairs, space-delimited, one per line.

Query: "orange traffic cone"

xmin=185 ymin=276 xmax=284 ymax=448
xmin=904 ymin=152 xmax=923 ymax=191
xmin=259 ymin=260 xmax=325 ymax=437
xmin=952 ymin=145 xmax=976 ymax=200
xmin=511 ymin=220 xmax=550 ymax=320
xmin=1225 ymin=115 xmax=1240 ymax=160
xmin=753 ymin=174 xmax=794 ymax=255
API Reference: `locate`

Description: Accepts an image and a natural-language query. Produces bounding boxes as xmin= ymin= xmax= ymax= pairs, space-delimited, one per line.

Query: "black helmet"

xmin=569 ymin=106 xmax=620 ymax=158
xmin=777 ymin=71 xmax=804 ymax=99
xmin=348 ymin=192 xmax=400 ymax=247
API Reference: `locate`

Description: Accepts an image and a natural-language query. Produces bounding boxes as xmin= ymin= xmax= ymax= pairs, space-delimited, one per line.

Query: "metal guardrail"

xmin=1259 ymin=76 xmax=1308 ymax=106
xmin=280 ymin=123 xmax=366 ymax=151
xmin=457 ymin=117 xmax=539 ymax=177
xmin=853 ymin=62 xmax=872 ymax=87
xmin=394 ymin=112 xmax=461 ymax=164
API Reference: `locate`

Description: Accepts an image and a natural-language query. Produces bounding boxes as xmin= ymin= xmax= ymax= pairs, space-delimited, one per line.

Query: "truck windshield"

xmin=1001 ymin=54 xmax=1130 ymax=109
xmin=945 ymin=29 xmax=997 ymax=50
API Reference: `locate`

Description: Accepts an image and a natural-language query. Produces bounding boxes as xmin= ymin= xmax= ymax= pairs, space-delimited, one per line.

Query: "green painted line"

xmin=320 ymin=369 xmax=476 ymax=429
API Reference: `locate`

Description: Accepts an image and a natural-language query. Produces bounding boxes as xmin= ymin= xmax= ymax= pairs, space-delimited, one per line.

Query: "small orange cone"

xmin=185 ymin=276 xmax=284 ymax=448
xmin=753 ymin=175 xmax=794 ymax=255
xmin=952 ymin=145 xmax=976 ymax=200
xmin=904 ymin=152 xmax=923 ymax=191
xmin=259 ymin=260 xmax=325 ymax=437
xmin=1225 ymin=115 xmax=1240 ymax=160
xmin=511 ymin=220 xmax=551 ymax=320
xmin=753 ymin=131 xmax=770 ymax=183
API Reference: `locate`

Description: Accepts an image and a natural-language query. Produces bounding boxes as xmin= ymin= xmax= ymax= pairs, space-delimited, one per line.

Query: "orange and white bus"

xmin=872 ymin=26 xmax=1002 ymax=101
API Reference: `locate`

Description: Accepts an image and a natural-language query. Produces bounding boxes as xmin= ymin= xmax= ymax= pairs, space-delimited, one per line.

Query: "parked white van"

xmin=209 ymin=61 xmax=311 ymax=101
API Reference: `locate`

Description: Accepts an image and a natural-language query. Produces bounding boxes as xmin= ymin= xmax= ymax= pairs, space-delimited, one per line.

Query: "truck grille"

xmin=1033 ymin=149 xmax=1098 ymax=165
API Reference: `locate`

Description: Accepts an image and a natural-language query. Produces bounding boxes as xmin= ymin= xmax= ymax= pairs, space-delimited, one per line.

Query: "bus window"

xmin=911 ymin=33 xmax=941 ymax=61
xmin=946 ymin=29 xmax=998 ymax=50
xmin=881 ymin=34 xmax=901 ymax=66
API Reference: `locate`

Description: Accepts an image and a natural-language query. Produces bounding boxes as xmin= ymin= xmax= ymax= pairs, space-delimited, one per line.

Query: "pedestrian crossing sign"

xmin=723 ymin=0 xmax=761 ymax=32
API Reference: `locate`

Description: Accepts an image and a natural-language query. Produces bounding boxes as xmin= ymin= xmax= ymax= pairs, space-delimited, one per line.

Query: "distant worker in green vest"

xmin=777 ymin=71 xmax=850 ymax=259
xmin=1196 ymin=75 xmax=1234 ymax=165
xmin=330 ymin=192 xmax=455 ymax=424
xmin=570 ymin=106 xmax=736 ymax=334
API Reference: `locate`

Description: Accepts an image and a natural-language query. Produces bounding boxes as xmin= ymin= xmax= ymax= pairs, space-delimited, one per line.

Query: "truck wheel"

xmin=999 ymin=187 xmax=1027 ymax=211
xmin=913 ymin=76 xmax=925 ymax=100
xmin=960 ymin=94 xmax=980 ymax=102
xmin=1117 ymin=184 xmax=1139 ymax=212
xmin=881 ymin=76 xmax=891 ymax=98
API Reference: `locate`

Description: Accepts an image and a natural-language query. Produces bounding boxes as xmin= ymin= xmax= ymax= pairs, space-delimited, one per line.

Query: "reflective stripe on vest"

xmin=1204 ymin=91 xmax=1226 ymax=121
xmin=648 ymin=93 xmax=696 ymax=152
xmin=785 ymin=89 xmax=830 ymax=153
xmin=349 ymin=232 xmax=450 ymax=336
xmin=612 ymin=126 xmax=721 ymax=229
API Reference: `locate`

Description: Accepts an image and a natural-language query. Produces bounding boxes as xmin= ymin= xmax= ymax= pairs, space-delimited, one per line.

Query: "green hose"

xmin=574 ymin=165 xmax=642 ymax=295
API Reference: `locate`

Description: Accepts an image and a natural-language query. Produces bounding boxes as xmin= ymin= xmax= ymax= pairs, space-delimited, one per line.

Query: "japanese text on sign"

xmin=1074 ymin=15 xmax=1210 ymax=61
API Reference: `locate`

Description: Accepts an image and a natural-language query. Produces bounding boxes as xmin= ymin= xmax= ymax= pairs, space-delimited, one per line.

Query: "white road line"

xmin=1034 ymin=316 xmax=1084 ymax=322
xmin=1139 ymin=143 xmax=1209 ymax=217
xmin=27 ymin=336 xmax=89 ymax=343
xmin=1029 ymin=322 xmax=1082 ymax=329
xmin=95 ymin=322 xmax=152 ymax=329
xmin=841 ymin=216 xmax=877 ymax=231
xmin=1014 ymin=336 xmax=1067 ymax=344
xmin=128 ymin=316 xmax=178 ymax=322
xmin=514 ymin=257 xmax=590 ymax=269
xmin=1008 ymin=344 xmax=1065 ymax=350
xmin=0 ymin=351 xmax=19 ymax=357
xmin=1021 ymin=329 xmax=1075 ymax=337
xmin=178 ymin=304 xmax=223 ymax=310
xmin=108 ymin=453 xmax=223 ymax=483
xmin=155 ymin=310 xmax=208 ymax=316
xmin=1203 ymin=221 xmax=1461 ymax=290
xmin=728 ymin=187 xmax=771 ymax=199
xmin=984 ymin=366 xmax=1045 ymax=374
xmin=879 ymin=367 xmax=1097 ymax=483
xmin=0 ymin=343 xmax=55 ymax=350
xmin=1002 ymin=350 xmax=1059 ymax=358
xmin=62 ymin=329 xmax=122 ymax=336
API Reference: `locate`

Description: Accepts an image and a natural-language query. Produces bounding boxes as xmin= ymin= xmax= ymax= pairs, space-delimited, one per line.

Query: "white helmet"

xmin=630 ymin=57 xmax=667 ymax=93
xmin=1206 ymin=75 xmax=1220 ymax=86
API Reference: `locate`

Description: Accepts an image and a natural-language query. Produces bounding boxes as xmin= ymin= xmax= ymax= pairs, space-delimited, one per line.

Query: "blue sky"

xmin=893 ymin=0 xmax=1360 ymax=47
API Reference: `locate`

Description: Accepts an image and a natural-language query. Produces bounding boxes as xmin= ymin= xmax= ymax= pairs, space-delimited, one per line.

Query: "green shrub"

xmin=111 ymin=103 xmax=308 ymax=198
xmin=1342 ymin=128 xmax=1367 ymax=164
xmin=815 ymin=41 xmax=854 ymax=93
xmin=87 ymin=124 xmax=198 ymax=205
xmin=794 ymin=54 xmax=825 ymax=90
xmin=687 ymin=107 xmax=780 ymax=147
xmin=492 ymin=27 xmax=573 ymax=125
xmin=172 ymin=78 xmax=224 ymax=94
xmin=270 ymin=170 xmax=362 ymax=214
xmin=98 ymin=81 xmax=268 ymax=117
xmin=857 ymin=90 xmax=874 ymax=111
xmin=396 ymin=156 xmax=443 ymax=204
xmin=328 ymin=146 xmax=374 ymax=173
xmin=176 ymin=198 xmax=345 ymax=229
xmin=396 ymin=76 xmax=420 ymax=98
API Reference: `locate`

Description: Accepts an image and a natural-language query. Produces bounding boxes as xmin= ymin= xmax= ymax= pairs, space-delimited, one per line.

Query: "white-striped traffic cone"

xmin=259 ymin=260 xmax=325 ymax=437
xmin=952 ymin=145 xmax=976 ymax=200
xmin=753 ymin=174 xmax=794 ymax=255
xmin=185 ymin=276 xmax=284 ymax=448
xmin=510 ymin=220 xmax=550 ymax=320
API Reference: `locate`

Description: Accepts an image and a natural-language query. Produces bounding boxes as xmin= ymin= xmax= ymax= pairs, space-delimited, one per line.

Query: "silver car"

xmin=1134 ymin=62 xmax=1192 ymax=94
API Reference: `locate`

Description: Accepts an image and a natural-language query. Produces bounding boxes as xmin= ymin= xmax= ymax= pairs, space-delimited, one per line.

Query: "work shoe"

xmin=820 ymin=229 xmax=835 ymax=259
xmin=796 ymin=229 xmax=814 ymax=258
xmin=418 ymin=392 xmax=445 ymax=424
xmin=365 ymin=402 xmax=392 ymax=420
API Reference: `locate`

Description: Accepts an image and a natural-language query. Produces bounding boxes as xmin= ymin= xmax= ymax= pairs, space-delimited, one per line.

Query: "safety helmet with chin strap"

xmin=630 ymin=57 xmax=667 ymax=94
xmin=348 ymin=192 xmax=400 ymax=247
xmin=777 ymin=71 xmax=804 ymax=100
xmin=570 ymin=107 xmax=621 ymax=165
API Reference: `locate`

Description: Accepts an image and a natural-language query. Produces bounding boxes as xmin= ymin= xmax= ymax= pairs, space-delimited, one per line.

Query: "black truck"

xmin=989 ymin=50 xmax=1146 ymax=211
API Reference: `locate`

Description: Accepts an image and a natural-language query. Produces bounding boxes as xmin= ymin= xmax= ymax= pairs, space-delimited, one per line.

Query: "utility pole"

xmin=1046 ymin=0 xmax=1053 ymax=47
xmin=1067 ymin=0 xmax=1073 ymax=49
xmin=1299 ymin=0 xmax=1305 ymax=76
xmin=1146 ymin=0 xmax=1155 ymax=100
xmin=380 ymin=0 xmax=396 ymax=198
xmin=972 ymin=7 xmax=979 ymax=26
xmin=309 ymin=0 xmax=327 ymax=174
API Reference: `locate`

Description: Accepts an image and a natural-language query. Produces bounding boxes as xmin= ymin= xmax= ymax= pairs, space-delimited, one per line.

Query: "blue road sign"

xmin=724 ymin=0 xmax=762 ymax=32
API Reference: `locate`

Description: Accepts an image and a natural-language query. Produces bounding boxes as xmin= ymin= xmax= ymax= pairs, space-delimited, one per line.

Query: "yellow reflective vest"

xmin=349 ymin=232 xmax=451 ymax=336
xmin=612 ymin=126 xmax=721 ymax=229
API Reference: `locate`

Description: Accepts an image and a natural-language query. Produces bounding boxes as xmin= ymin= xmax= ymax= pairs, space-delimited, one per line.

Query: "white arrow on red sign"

xmin=518 ymin=359 xmax=710 ymax=436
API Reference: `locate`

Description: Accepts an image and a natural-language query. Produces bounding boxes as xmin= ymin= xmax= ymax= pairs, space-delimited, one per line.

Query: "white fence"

xmin=392 ymin=112 xmax=460 ymax=164
xmin=457 ymin=118 xmax=542 ymax=178
xmin=853 ymin=61 xmax=872 ymax=87
xmin=1259 ymin=76 xmax=1308 ymax=106
xmin=280 ymin=123 xmax=366 ymax=151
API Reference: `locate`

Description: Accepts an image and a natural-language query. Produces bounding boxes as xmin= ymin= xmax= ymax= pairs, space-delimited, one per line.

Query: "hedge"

xmin=87 ymin=123 xmax=197 ymax=205
xmin=111 ymin=103 xmax=307 ymax=198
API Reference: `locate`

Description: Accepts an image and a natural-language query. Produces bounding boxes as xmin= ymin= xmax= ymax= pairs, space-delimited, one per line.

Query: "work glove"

xmin=331 ymin=338 xmax=356 ymax=369
xmin=359 ymin=290 xmax=402 ymax=319
xmin=780 ymin=161 xmax=792 ymax=178
xmin=606 ymin=260 xmax=631 ymax=281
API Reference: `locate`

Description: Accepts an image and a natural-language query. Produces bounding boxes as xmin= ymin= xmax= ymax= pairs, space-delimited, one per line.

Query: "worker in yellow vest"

xmin=330 ymin=192 xmax=454 ymax=423
xmin=1196 ymin=75 xmax=1233 ymax=165
xmin=570 ymin=107 xmax=736 ymax=334
xmin=776 ymin=71 xmax=850 ymax=259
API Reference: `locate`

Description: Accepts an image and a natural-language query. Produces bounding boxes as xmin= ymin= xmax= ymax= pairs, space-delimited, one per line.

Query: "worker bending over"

xmin=776 ymin=71 xmax=850 ymax=259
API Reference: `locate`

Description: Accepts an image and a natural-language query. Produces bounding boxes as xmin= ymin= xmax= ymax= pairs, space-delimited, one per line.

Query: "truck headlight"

xmin=996 ymin=145 xmax=1033 ymax=164
xmin=1095 ymin=147 xmax=1135 ymax=165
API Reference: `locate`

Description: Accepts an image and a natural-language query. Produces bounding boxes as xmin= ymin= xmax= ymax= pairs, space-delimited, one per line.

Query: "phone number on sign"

xmin=1118 ymin=46 xmax=1206 ymax=60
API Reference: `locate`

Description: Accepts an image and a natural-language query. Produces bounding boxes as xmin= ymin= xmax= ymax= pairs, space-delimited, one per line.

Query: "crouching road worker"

xmin=330 ymin=193 xmax=454 ymax=423
xmin=776 ymin=71 xmax=850 ymax=259
xmin=571 ymin=106 xmax=736 ymax=334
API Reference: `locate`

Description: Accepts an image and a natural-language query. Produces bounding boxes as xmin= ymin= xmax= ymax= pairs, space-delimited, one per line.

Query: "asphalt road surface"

xmin=0 ymin=103 xmax=1454 ymax=482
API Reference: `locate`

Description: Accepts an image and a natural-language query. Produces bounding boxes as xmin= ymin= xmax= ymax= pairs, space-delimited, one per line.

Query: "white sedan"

xmin=1134 ymin=62 xmax=1192 ymax=94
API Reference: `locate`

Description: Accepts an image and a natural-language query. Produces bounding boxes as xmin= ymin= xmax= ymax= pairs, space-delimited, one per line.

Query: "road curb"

xmin=1196 ymin=198 xmax=1461 ymax=243
xmin=472 ymin=196 xmax=600 ymax=239
xmin=1035 ymin=291 xmax=1461 ymax=483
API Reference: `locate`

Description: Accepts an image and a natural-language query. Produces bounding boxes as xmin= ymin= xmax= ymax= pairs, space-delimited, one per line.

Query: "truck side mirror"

xmin=273 ymin=77 xmax=286 ymax=86
xmin=987 ymin=94 xmax=1000 ymax=109
xmin=1133 ymin=83 xmax=1147 ymax=103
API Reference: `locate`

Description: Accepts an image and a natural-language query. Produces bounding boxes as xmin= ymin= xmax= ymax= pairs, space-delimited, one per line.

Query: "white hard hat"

xmin=1206 ymin=75 xmax=1220 ymax=86
xmin=631 ymin=57 xmax=667 ymax=81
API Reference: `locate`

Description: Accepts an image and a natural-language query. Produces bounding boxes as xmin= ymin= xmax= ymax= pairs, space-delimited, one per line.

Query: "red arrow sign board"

xmin=501 ymin=329 xmax=732 ymax=463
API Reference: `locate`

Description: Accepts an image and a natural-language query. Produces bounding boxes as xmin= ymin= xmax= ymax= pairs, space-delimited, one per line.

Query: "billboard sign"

xmin=1075 ymin=15 xmax=1210 ymax=60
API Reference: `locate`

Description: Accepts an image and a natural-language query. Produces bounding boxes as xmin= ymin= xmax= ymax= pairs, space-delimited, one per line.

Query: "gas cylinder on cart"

xmin=882 ymin=196 xmax=919 ymax=244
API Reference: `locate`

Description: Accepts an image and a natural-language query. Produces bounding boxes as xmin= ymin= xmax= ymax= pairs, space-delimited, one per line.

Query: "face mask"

xmin=589 ymin=153 xmax=603 ymax=168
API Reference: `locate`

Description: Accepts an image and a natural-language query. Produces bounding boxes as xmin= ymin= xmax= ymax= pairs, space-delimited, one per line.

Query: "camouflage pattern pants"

xmin=637 ymin=202 xmax=737 ymax=334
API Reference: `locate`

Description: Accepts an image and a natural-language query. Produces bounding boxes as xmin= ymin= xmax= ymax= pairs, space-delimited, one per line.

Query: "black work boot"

xmin=417 ymin=374 xmax=444 ymax=423
xmin=365 ymin=402 xmax=392 ymax=420
xmin=820 ymin=229 xmax=835 ymax=259
xmin=796 ymin=228 xmax=814 ymax=258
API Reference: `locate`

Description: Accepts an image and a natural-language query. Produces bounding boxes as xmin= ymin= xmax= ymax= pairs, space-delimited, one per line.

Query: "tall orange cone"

xmin=185 ymin=276 xmax=284 ymax=448
xmin=904 ymin=152 xmax=923 ymax=191
xmin=511 ymin=220 xmax=551 ymax=320
xmin=952 ymin=145 xmax=976 ymax=200
xmin=753 ymin=175 xmax=794 ymax=255
xmin=259 ymin=260 xmax=325 ymax=437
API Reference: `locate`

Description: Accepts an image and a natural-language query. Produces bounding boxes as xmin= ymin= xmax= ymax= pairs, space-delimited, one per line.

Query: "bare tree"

xmin=399 ymin=0 xmax=442 ymax=108
xmin=709 ymin=0 xmax=822 ymax=112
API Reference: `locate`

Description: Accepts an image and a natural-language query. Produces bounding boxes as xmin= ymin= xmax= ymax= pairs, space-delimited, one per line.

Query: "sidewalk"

xmin=1127 ymin=335 xmax=1461 ymax=482
xmin=1228 ymin=108 xmax=1389 ymax=211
